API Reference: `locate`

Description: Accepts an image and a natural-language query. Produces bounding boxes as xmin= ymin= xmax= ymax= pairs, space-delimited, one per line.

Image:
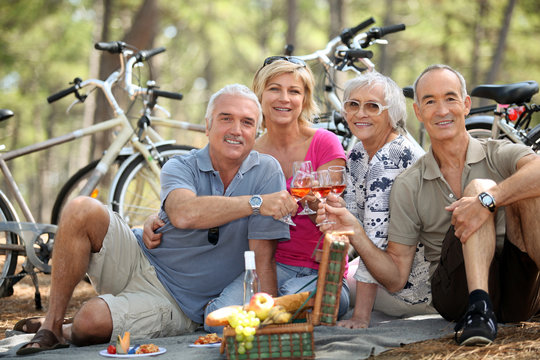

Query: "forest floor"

xmin=2 ymin=273 xmax=540 ymax=359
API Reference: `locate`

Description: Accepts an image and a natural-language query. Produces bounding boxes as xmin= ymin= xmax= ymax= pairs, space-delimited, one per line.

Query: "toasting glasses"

xmin=312 ymin=169 xmax=334 ymax=226
xmin=328 ymin=166 xmax=347 ymax=196
xmin=290 ymin=161 xmax=316 ymax=215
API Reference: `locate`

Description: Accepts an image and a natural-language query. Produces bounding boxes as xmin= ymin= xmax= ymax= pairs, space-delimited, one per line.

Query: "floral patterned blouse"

xmin=345 ymin=135 xmax=431 ymax=305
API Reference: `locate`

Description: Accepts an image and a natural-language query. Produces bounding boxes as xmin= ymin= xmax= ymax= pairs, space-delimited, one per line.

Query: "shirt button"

xmin=449 ymin=194 xmax=454 ymax=198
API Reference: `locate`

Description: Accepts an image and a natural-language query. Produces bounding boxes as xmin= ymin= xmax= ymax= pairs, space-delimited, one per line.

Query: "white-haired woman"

xmin=330 ymin=71 xmax=434 ymax=329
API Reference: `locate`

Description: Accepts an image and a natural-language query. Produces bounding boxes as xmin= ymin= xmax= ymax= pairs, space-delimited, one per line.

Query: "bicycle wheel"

xmin=51 ymin=158 xmax=123 ymax=224
xmin=111 ymin=144 xmax=195 ymax=227
xmin=467 ymin=127 xmax=492 ymax=139
xmin=466 ymin=115 xmax=493 ymax=139
xmin=524 ymin=124 xmax=540 ymax=153
xmin=0 ymin=191 xmax=19 ymax=297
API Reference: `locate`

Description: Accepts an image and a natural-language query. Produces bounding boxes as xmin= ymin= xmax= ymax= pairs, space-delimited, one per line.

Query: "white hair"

xmin=205 ymin=84 xmax=263 ymax=130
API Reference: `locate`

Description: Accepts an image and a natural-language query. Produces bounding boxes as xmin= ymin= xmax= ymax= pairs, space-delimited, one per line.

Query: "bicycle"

xmin=0 ymin=42 xmax=203 ymax=306
xmin=287 ymin=17 xmax=408 ymax=152
xmin=464 ymin=80 xmax=540 ymax=151
xmin=48 ymin=41 xmax=206 ymax=227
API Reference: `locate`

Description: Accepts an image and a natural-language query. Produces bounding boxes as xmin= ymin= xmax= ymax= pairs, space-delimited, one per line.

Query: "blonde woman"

xmin=252 ymin=56 xmax=350 ymax=317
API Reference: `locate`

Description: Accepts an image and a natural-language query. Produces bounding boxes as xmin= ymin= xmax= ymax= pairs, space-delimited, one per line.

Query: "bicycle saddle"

xmin=470 ymin=81 xmax=539 ymax=104
xmin=0 ymin=109 xmax=14 ymax=122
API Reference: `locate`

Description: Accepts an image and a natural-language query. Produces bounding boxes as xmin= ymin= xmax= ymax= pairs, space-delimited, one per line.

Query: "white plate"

xmin=99 ymin=346 xmax=166 ymax=357
xmin=188 ymin=342 xmax=221 ymax=348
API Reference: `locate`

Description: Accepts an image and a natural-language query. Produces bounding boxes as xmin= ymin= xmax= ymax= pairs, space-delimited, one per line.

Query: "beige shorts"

xmin=86 ymin=208 xmax=199 ymax=339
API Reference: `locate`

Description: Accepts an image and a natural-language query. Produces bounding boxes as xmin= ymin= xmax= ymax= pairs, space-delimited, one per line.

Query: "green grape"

xmin=245 ymin=341 xmax=253 ymax=350
xmin=238 ymin=344 xmax=246 ymax=355
xmin=247 ymin=327 xmax=258 ymax=336
xmin=236 ymin=333 xmax=245 ymax=342
xmin=250 ymin=317 xmax=260 ymax=327
xmin=235 ymin=325 xmax=244 ymax=335
xmin=245 ymin=334 xmax=254 ymax=342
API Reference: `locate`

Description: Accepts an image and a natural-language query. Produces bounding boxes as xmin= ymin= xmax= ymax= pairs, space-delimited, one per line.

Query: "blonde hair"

xmin=252 ymin=60 xmax=319 ymax=129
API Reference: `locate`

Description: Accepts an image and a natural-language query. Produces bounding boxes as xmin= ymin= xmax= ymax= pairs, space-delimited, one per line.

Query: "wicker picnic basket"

xmin=222 ymin=232 xmax=350 ymax=360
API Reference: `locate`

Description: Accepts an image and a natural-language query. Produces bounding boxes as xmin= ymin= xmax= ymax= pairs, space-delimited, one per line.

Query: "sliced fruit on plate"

xmin=116 ymin=331 xmax=130 ymax=354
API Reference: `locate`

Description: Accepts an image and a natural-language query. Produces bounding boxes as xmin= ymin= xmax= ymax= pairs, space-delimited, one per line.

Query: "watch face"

xmin=250 ymin=196 xmax=262 ymax=207
xmin=482 ymin=196 xmax=493 ymax=206
xmin=479 ymin=192 xmax=495 ymax=212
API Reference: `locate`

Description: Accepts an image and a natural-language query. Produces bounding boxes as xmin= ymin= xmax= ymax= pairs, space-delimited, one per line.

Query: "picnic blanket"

xmin=0 ymin=311 xmax=452 ymax=359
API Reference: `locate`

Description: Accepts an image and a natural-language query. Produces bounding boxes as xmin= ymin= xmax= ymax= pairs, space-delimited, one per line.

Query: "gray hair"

xmin=205 ymin=84 xmax=263 ymax=130
xmin=413 ymin=64 xmax=467 ymax=104
xmin=342 ymin=70 xmax=407 ymax=134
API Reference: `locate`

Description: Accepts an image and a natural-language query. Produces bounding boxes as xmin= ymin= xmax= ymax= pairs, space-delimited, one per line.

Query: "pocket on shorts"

xmin=123 ymin=302 xmax=175 ymax=338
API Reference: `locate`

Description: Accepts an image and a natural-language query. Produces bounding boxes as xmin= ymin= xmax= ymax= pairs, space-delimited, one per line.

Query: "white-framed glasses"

xmin=343 ymin=100 xmax=389 ymax=116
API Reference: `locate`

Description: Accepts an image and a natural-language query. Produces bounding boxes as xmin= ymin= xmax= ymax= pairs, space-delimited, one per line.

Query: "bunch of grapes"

xmin=228 ymin=308 xmax=260 ymax=354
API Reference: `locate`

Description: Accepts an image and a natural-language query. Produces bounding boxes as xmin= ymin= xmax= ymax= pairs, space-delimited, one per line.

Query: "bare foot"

xmin=337 ymin=318 xmax=369 ymax=329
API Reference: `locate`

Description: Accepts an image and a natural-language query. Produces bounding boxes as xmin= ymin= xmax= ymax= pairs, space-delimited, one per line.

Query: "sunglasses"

xmin=343 ymin=100 xmax=390 ymax=116
xmin=208 ymin=227 xmax=219 ymax=245
xmin=262 ymin=56 xmax=306 ymax=68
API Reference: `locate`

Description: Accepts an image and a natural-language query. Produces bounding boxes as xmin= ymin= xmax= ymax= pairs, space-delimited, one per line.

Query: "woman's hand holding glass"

xmin=290 ymin=161 xmax=316 ymax=215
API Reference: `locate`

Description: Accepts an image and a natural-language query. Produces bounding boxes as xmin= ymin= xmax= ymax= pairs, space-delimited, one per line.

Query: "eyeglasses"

xmin=208 ymin=227 xmax=219 ymax=245
xmin=343 ymin=100 xmax=389 ymax=116
xmin=262 ymin=56 xmax=306 ymax=68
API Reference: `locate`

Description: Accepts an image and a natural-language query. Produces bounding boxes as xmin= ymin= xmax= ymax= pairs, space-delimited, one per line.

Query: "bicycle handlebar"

xmin=296 ymin=21 xmax=405 ymax=74
xmin=340 ymin=17 xmax=376 ymax=46
xmin=47 ymin=78 xmax=83 ymax=103
xmin=361 ymin=24 xmax=406 ymax=47
xmin=94 ymin=41 xmax=127 ymax=54
xmin=48 ymin=41 xmax=182 ymax=116
xmin=335 ymin=48 xmax=373 ymax=60
xmin=151 ymin=89 xmax=183 ymax=100
xmin=47 ymin=85 xmax=78 ymax=103
xmin=134 ymin=47 xmax=166 ymax=62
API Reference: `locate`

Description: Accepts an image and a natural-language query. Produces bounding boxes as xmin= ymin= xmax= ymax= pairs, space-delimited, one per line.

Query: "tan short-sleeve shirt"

xmin=388 ymin=136 xmax=534 ymax=276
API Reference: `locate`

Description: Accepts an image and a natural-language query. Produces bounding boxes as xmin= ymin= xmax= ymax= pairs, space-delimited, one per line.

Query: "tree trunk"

xmin=378 ymin=0 xmax=395 ymax=75
xmin=328 ymin=0 xmax=344 ymax=39
xmin=469 ymin=0 xmax=488 ymax=101
xmin=484 ymin=0 xmax=516 ymax=85
xmin=286 ymin=0 xmax=297 ymax=49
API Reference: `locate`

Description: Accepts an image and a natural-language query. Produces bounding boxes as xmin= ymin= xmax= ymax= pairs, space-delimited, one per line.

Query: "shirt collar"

xmin=423 ymin=135 xmax=486 ymax=180
xmin=195 ymin=144 xmax=260 ymax=175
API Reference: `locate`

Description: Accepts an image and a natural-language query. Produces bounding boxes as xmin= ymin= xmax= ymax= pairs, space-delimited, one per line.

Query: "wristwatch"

xmin=249 ymin=195 xmax=263 ymax=215
xmin=478 ymin=192 xmax=496 ymax=213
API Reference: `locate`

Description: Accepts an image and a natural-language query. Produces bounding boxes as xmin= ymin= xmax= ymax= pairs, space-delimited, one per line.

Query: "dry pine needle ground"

xmin=1 ymin=273 xmax=540 ymax=358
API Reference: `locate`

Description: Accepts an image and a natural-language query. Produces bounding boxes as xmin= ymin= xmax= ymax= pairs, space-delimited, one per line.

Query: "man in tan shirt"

xmin=320 ymin=64 xmax=540 ymax=346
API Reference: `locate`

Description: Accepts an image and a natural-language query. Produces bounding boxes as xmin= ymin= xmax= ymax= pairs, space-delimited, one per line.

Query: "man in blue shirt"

xmin=16 ymin=84 xmax=295 ymax=355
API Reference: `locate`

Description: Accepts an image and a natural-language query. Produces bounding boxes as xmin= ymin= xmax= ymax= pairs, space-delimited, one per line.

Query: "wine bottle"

xmin=243 ymin=251 xmax=260 ymax=307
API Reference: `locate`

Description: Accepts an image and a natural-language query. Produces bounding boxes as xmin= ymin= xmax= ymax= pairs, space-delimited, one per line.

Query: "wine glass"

xmin=328 ymin=166 xmax=347 ymax=196
xmin=291 ymin=161 xmax=316 ymax=215
xmin=312 ymin=169 xmax=335 ymax=226
xmin=279 ymin=212 xmax=296 ymax=227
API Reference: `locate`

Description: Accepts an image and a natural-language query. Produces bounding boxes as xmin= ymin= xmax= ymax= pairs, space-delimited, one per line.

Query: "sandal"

xmin=13 ymin=316 xmax=74 ymax=334
xmin=16 ymin=329 xmax=69 ymax=355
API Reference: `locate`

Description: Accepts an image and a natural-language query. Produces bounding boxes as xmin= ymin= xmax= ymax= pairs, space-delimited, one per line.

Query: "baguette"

xmin=273 ymin=292 xmax=312 ymax=313
xmin=205 ymin=305 xmax=242 ymax=327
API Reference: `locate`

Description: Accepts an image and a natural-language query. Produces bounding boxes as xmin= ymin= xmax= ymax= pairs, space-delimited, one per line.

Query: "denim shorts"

xmin=87 ymin=208 xmax=199 ymax=339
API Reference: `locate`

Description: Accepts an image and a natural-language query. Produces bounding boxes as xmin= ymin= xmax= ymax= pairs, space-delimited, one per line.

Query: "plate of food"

xmin=99 ymin=345 xmax=166 ymax=357
xmin=100 ymin=332 xmax=165 ymax=357
xmin=188 ymin=333 xmax=222 ymax=348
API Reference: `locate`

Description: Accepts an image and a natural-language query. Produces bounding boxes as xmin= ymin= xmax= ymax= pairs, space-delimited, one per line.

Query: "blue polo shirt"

xmin=138 ymin=145 xmax=290 ymax=323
